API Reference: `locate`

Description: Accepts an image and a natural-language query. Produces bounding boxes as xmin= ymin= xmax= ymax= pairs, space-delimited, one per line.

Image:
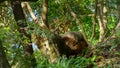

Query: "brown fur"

xmin=53 ymin=31 xmax=88 ymax=57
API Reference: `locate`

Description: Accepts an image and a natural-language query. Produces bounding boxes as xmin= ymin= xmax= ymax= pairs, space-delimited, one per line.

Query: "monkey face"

xmin=58 ymin=31 xmax=88 ymax=56
xmin=62 ymin=31 xmax=88 ymax=53
xmin=64 ymin=37 xmax=87 ymax=50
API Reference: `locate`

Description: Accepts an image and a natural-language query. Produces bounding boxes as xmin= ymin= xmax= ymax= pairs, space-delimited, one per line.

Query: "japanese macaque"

xmin=53 ymin=31 xmax=88 ymax=57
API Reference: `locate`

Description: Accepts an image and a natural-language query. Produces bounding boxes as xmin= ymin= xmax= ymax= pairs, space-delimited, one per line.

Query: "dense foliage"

xmin=0 ymin=0 xmax=120 ymax=68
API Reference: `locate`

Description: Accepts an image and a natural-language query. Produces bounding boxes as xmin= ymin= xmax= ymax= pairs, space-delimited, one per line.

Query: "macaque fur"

xmin=53 ymin=31 xmax=88 ymax=57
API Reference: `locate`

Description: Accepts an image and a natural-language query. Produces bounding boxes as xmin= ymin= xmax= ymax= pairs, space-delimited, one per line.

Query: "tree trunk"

xmin=10 ymin=0 xmax=36 ymax=67
xmin=116 ymin=1 xmax=120 ymax=31
xmin=41 ymin=0 xmax=49 ymax=28
xmin=97 ymin=0 xmax=107 ymax=42
xmin=35 ymin=0 xmax=58 ymax=62
xmin=0 ymin=39 xmax=11 ymax=68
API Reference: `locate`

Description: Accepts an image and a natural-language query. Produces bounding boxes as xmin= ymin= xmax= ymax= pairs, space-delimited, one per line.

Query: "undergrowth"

xmin=35 ymin=50 xmax=97 ymax=68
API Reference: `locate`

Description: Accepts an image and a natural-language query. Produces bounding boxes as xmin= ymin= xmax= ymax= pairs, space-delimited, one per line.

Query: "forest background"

xmin=0 ymin=0 xmax=120 ymax=68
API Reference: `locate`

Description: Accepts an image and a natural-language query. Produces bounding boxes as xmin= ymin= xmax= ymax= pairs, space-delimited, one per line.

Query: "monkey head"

xmin=61 ymin=31 xmax=88 ymax=56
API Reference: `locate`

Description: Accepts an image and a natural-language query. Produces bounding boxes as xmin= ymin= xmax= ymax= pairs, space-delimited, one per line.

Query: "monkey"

xmin=61 ymin=31 xmax=88 ymax=56
xmin=52 ymin=31 xmax=88 ymax=57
